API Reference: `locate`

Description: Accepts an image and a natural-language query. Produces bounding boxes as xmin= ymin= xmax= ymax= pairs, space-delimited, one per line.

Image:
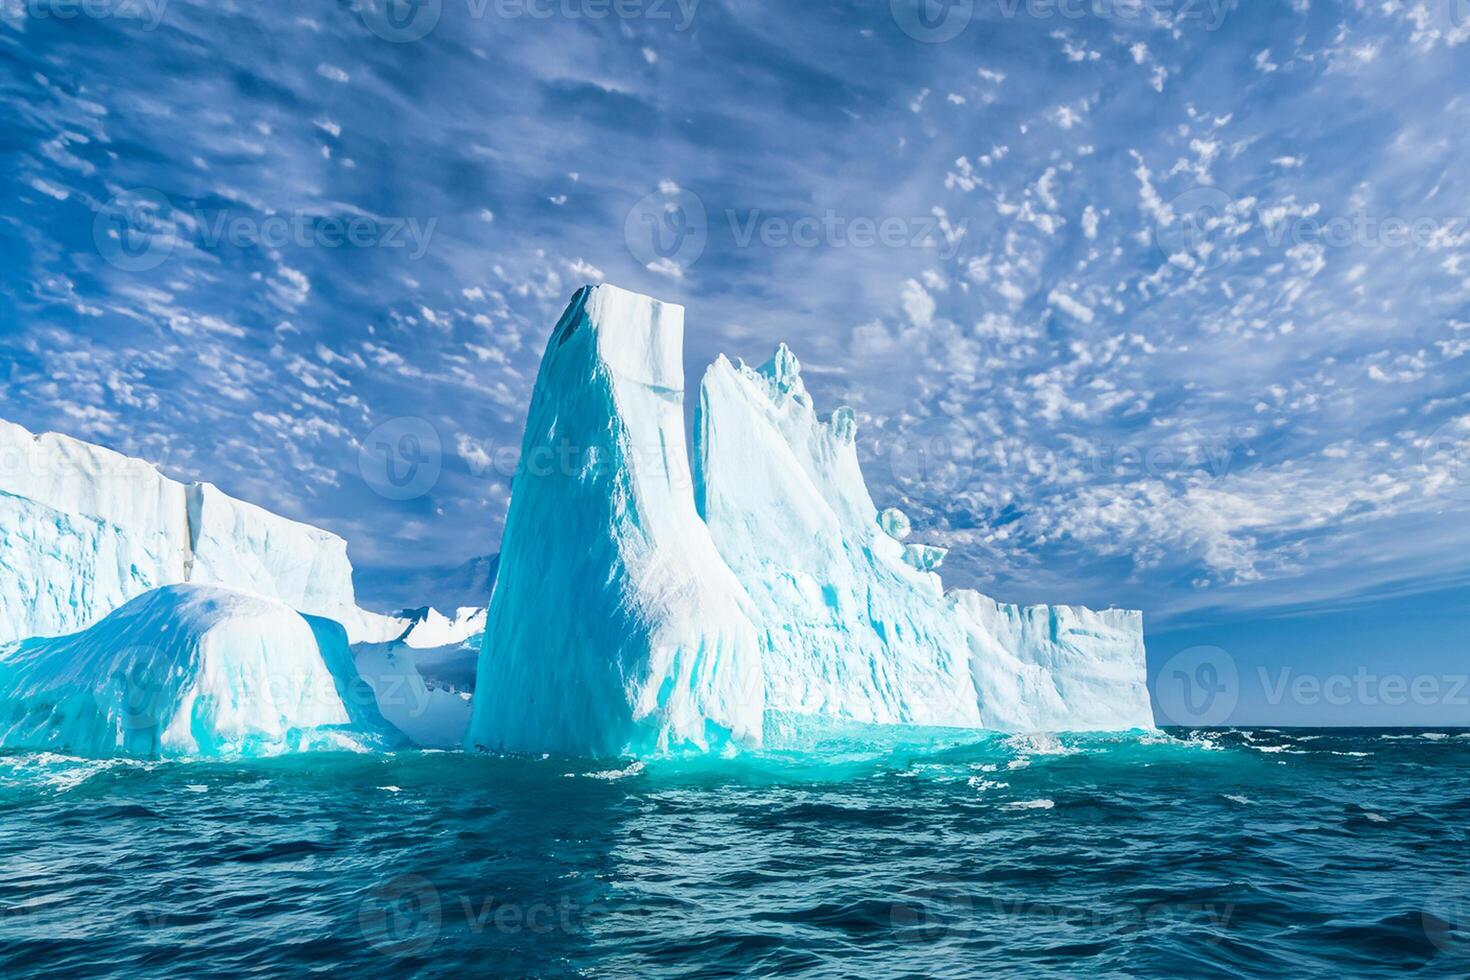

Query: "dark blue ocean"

xmin=3 ymin=728 xmax=1469 ymax=978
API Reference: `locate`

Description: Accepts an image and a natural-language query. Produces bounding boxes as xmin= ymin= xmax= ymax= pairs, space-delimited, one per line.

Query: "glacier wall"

xmin=955 ymin=592 xmax=1152 ymax=731
xmin=0 ymin=418 xmax=398 ymax=644
xmin=465 ymin=284 xmax=764 ymax=757
xmin=0 ymin=420 xmax=188 ymax=644
xmin=0 ymin=584 xmax=400 ymax=757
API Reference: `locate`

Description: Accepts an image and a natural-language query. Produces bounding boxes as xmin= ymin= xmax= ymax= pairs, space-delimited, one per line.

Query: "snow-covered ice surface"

xmin=0 ymin=584 xmax=400 ymax=758
xmin=466 ymin=284 xmax=764 ymax=757
xmin=0 ymin=416 xmax=478 ymax=751
xmin=956 ymin=592 xmax=1152 ymax=732
xmin=0 ymin=417 xmax=400 ymax=645
xmin=393 ymin=604 xmax=487 ymax=649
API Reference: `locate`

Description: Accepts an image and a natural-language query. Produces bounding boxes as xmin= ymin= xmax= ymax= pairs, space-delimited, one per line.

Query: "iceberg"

xmin=0 ymin=416 xmax=488 ymax=752
xmin=0 ymin=418 xmax=400 ymax=645
xmin=0 ymin=583 xmax=400 ymax=758
xmin=0 ymin=283 xmax=1152 ymax=760
xmin=465 ymin=284 xmax=764 ymax=757
xmin=955 ymin=593 xmax=1152 ymax=732
xmin=466 ymin=285 xmax=1151 ymax=757
xmin=393 ymin=604 xmax=487 ymax=649
xmin=695 ymin=348 xmax=983 ymax=729
xmin=186 ymin=481 xmax=400 ymax=644
xmin=697 ymin=343 xmax=1152 ymax=734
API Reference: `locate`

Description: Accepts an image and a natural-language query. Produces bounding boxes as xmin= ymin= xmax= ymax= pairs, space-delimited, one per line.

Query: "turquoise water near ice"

xmin=3 ymin=728 xmax=1469 ymax=977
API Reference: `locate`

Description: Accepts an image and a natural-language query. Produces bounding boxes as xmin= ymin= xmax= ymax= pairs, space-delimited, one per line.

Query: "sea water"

xmin=2 ymin=728 xmax=1468 ymax=977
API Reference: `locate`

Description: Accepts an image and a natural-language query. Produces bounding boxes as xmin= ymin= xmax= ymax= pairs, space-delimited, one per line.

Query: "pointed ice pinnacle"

xmin=465 ymin=285 xmax=764 ymax=757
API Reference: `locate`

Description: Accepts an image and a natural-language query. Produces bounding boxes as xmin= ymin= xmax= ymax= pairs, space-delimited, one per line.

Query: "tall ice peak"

xmin=466 ymin=283 xmax=763 ymax=757
xmin=567 ymin=282 xmax=685 ymax=392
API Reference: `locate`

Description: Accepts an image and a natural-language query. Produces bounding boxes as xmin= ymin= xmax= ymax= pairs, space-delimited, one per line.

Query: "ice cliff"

xmin=695 ymin=347 xmax=983 ymax=729
xmin=466 ymin=285 xmax=764 ymax=757
xmin=469 ymin=285 xmax=1151 ymax=755
xmin=697 ymin=346 xmax=1152 ymax=734
xmin=0 ymin=418 xmax=400 ymax=645
xmin=0 ymin=584 xmax=400 ymax=757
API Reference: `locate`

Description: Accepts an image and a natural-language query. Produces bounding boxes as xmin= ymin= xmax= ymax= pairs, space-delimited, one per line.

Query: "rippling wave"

xmin=3 ymin=729 xmax=1469 ymax=977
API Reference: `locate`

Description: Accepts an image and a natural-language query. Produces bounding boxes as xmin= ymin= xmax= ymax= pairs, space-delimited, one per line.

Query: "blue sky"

xmin=2 ymin=0 xmax=1468 ymax=722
